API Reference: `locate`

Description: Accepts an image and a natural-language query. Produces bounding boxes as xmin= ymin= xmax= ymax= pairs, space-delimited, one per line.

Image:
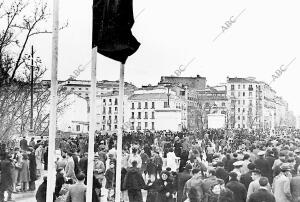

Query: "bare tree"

xmin=0 ymin=0 xmax=67 ymax=84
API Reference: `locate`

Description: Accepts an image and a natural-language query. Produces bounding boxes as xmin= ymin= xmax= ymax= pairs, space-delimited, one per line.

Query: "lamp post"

xmin=23 ymin=46 xmax=42 ymax=136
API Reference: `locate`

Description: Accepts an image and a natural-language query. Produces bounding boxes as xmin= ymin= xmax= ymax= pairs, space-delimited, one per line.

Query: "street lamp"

xmin=23 ymin=46 xmax=42 ymax=136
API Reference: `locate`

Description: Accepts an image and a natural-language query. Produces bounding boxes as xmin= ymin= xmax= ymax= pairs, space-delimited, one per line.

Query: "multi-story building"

xmin=196 ymin=85 xmax=229 ymax=129
xmin=127 ymin=86 xmax=187 ymax=131
xmin=159 ymin=75 xmax=206 ymax=130
xmin=226 ymin=77 xmax=290 ymax=129
xmin=97 ymin=91 xmax=132 ymax=132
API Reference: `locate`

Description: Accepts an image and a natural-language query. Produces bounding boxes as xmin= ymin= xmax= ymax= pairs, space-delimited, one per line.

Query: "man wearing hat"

xmin=290 ymin=166 xmax=300 ymax=202
xmin=175 ymin=164 xmax=192 ymax=202
xmin=247 ymin=169 xmax=272 ymax=200
xmin=294 ymin=149 xmax=300 ymax=171
xmin=94 ymin=153 xmax=105 ymax=186
xmin=273 ymin=163 xmax=293 ymax=202
xmin=248 ymin=177 xmax=275 ymax=202
xmin=240 ymin=163 xmax=256 ymax=190
xmin=232 ymin=161 xmax=243 ymax=181
xmin=255 ymin=151 xmax=271 ymax=180
xmin=226 ymin=172 xmax=247 ymax=202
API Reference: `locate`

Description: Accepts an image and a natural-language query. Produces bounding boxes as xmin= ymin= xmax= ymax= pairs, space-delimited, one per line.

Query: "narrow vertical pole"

xmin=46 ymin=0 xmax=59 ymax=201
xmin=86 ymin=47 xmax=97 ymax=202
xmin=115 ymin=63 xmax=125 ymax=202
xmin=30 ymin=45 xmax=34 ymax=131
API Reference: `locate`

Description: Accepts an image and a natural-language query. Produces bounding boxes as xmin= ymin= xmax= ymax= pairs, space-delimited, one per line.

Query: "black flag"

xmin=92 ymin=0 xmax=140 ymax=64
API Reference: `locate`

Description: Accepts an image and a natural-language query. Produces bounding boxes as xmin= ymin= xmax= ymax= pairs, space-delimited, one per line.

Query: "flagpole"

xmin=86 ymin=47 xmax=97 ymax=202
xmin=47 ymin=0 xmax=59 ymax=201
xmin=115 ymin=62 xmax=125 ymax=202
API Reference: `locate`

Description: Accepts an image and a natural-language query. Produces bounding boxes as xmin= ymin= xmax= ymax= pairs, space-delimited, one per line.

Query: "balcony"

xmin=102 ymin=120 xmax=106 ymax=124
xmin=114 ymin=111 xmax=118 ymax=114
xmin=136 ymin=126 xmax=141 ymax=130
xmin=130 ymin=126 xmax=134 ymax=130
xmin=114 ymin=120 xmax=118 ymax=124
xmin=108 ymin=102 xmax=112 ymax=106
xmin=107 ymin=120 xmax=111 ymax=124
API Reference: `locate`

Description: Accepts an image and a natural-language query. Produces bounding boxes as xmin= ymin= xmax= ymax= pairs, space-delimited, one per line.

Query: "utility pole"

xmin=30 ymin=45 xmax=34 ymax=131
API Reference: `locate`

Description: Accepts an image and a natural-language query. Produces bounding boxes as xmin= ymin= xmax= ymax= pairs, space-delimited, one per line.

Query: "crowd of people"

xmin=0 ymin=128 xmax=300 ymax=202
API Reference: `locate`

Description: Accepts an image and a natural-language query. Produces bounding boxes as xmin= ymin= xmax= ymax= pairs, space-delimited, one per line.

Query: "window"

xmin=102 ymin=125 xmax=105 ymax=130
xmin=243 ymin=85 xmax=245 ymax=89
xmin=138 ymin=102 xmax=141 ymax=109
xmin=238 ymin=116 xmax=240 ymax=120
xmin=108 ymin=116 xmax=111 ymax=120
xmin=115 ymin=107 xmax=118 ymax=112
xmin=243 ymin=100 xmax=245 ymax=105
xmin=164 ymin=102 xmax=169 ymax=108
xmin=249 ymin=92 xmax=252 ymax=97
xmin=114 ymin=125 xmax=117 ymax=129
xmin=137 ymin=122 xmax=141 ymax=129
xmin=238 ymin=108 xmax=240 ymax=113
xmin=131 ymin=112 xmax=134 ymax=119
xmin=243 ymin=124 xmax=245 ymax=128
xmin=103 ymin=99 xmax=106 ymax=104
xmin=102 ymin=116 xmax=105 ymax=120
xmin=145 ymin=102 xmax=148 ymax=109
xmin=222 ymin=102 xmax=226 ymax=107
xmin=242 ymin=108 xmax=245 ymax=113
xmin=238 ymin=124 xmax=240 ymax=128
xmin=131 ymin=103 xmax=134 ymax=109
xmin=249 ymin=85 xmax=253 ymax=91
xmin=151 ymin=102 xmax=155 ymax=109
xmin=152 ymin=122 xmax=155 ymax=130
xmin=86 ymin=88 xmax=88 ymax=90
xmin=238 ymin=92 xmax=241 ymax=97
xmin=238 ymin=100 xmax=240 ymax=105
xmin=108 ymin=107 xmax=112 ymax=114
xmin=243 ymin=92 xmax=245 ymax=96
xmin=243 ymin=116 xmax=245 ymax=120
xmin=103 ymin=107 xmax=106 ymax=114
xmin=71 ymin=88 xmax=75 ymax=90
xmin=138 ymin=112 xmax=141 ymax=119
xmin=114 ymin=115 xmax=117 ymax=120
xmin=76 ymin=125 xmax=80 ymax=131
xmin=145 ymin=112 xmax=148 ymax=119
xmin=249 ymin=100 xmax=252 ymax=105
xmin=231 ymin=100 xmax=235 ymax=104
xmin=79 ymin=88 xmax=82 ymax=90
xmin=238 ymin=85 xmax=240 ymax=89
xmin=114 ymin=98 xmax=118 ymax=105
xmin=231 ymin=85 xmax=235 ymax=90
xmin=231 ymin=92 xmax=234 ymax=96
xmin=145 ymin=122 xmax=148 ymax=128
xmin=109 ymin=99 xmax=112 ymax=103
xmin=152 ymin=112 xmax=155 ymax=119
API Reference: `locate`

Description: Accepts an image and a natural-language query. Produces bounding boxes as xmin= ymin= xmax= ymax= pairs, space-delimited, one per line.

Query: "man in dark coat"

xmin=240 ymin=163 xmax=255 ymax=190
xmin=0 ymin=153 xmax=14 ymax=202
xmin=175 ymin=164 xmax=192 ymax=202
xmin=248 ymin=177 xmax=275 ymax=202
xmin=20 ymin=136 xmax=28 ymax=151
xmin=216 ymin=162 xmax=229 ymax=183
xmin=226 ymin=172 xmax=247 ymax=202
xmin=227 ymin=153 xmax=238 ymax=172
xmin=254 ymin=151 xmax=271 ymax=179
xmin=28 ymin=147 xmax=37 ymax=191
xmin=79 ymin=152 xmax=88 ymax=184
xmin=123 ymin=161 xmax=145 ymax=202
xmin=265 ymin=151 xmax=275 ymax=184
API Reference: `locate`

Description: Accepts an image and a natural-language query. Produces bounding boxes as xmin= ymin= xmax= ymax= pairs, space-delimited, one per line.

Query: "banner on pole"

xmin=92 ymin=0 xmax=140 ymax=64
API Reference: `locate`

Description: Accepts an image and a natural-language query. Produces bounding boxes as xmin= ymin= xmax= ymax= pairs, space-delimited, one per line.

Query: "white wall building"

xmin=57 ymin=94 xmax=90 ymax=134
xmin=128 ymin=86 xmax=187 ymax=132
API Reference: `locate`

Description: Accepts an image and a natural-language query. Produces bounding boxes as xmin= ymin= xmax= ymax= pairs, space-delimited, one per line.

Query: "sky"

xmin=29 ymin=0 xmax=300 ymax=116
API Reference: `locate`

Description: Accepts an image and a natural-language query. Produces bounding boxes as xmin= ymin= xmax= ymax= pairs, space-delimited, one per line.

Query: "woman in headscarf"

xmin=154 ymin=170 xmax=174 ymax=202
xmin=203 ymin=179 xmax=234 ymax=202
